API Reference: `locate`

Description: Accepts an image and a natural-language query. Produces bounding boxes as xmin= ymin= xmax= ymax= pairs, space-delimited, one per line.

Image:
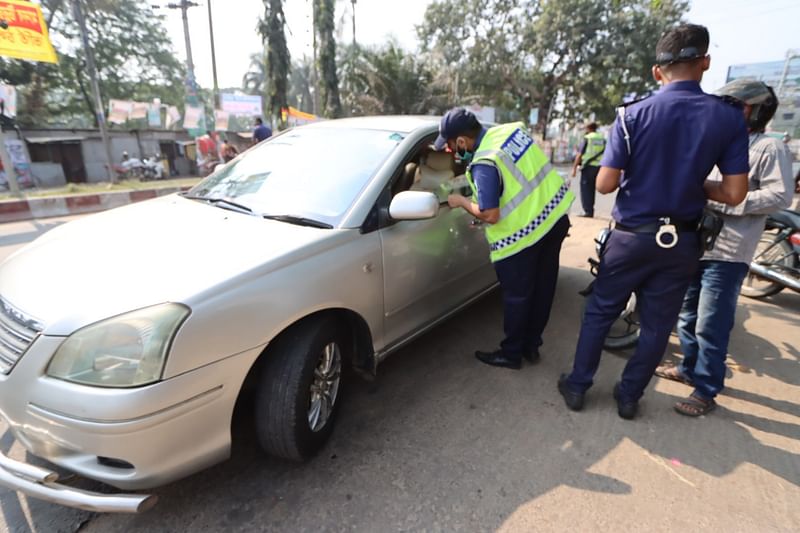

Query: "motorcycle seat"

xmin=769 ymin=209 xmax=800 ymax=230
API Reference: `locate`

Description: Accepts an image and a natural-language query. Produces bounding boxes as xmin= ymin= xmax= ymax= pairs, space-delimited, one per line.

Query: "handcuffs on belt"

xmin=655 ymin=217 xmax=678 ymax=249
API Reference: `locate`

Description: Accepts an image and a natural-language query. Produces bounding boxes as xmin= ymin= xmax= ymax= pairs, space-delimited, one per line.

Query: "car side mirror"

xmin=388 ymin=191 xmax=439 ymax=220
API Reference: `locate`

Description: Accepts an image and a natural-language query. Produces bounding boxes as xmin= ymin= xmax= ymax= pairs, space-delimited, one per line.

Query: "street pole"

xmin=0 ymin=127 xmax=20 ymax=196
xmin=71 ymin=0 xmax=115 ymax=183
xmin=207 ymin=0 xmax=220 ymax=110
xmin=351 ymin=0 xmax=356 ymax=46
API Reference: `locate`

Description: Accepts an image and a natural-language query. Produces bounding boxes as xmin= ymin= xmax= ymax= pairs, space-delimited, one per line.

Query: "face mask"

xmin=456 ymin=146 xmax=474 ymax=165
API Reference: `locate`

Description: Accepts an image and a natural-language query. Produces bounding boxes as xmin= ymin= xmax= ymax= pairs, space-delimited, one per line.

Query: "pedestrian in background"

xmin=252 ymin=117 xmax=272 ymax=145
xmin=558 ymin=23 xmax=749 ymax=419
xmin=221 ymin=137 xmax=239 ymax=163
xmin=440 ymin=108 xmax=574 ymax=370
xmin=570 ymin=122 xmax=606 ymax=218
xmin=656 ymin=80 xmax=793 ymax=417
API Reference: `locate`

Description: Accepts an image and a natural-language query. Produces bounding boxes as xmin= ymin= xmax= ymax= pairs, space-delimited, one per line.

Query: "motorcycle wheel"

xmin=603 ymin=292 xmax=640 ymax=350
xmin=741 ymin=234 xmax=794 ymax=299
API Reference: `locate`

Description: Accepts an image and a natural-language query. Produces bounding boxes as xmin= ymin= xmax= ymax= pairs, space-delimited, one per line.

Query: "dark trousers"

xmin=566 ymin=229 xmax=701 ymax=402
xmin=677 ymin=260 xmax=749 ymax=400
xmin=580 ymin=165 xmax=600 ymax=216
xmin=494 ymin=215 xmax=570 ymax=360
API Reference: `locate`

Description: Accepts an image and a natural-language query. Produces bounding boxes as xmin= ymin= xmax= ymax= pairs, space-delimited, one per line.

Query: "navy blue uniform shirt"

xmin=253 ymin=124 xmax=273 ymax=143
xmin=601 ymin=80 xmax=749 ymax=226
xmin=470 ymin=127 xmax=504 ymax=210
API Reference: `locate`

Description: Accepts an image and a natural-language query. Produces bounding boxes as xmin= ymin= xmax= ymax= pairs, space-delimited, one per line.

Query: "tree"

xmin=242 ymin=52 xmax=267 ymax=96
xmin=258 ymin=0 xmax=290 ymax=127
xmin=1 ymin=0 xmax=184 ymax=128
xmin=418 ymin=0 xmax=688 ymax=135
xmin=313 ymin=0 xmax=342 ymax=118
xmin=338 ymin=42 xmax=449 ymax=116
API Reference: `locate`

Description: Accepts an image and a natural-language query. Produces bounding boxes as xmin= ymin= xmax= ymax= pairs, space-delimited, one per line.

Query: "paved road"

xmin=1 ymin=205 xmax=798 ymax=532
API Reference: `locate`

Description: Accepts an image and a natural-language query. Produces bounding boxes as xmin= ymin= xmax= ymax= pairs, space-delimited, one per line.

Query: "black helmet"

xmin=715 ymin=79 xmax=779 ymax=132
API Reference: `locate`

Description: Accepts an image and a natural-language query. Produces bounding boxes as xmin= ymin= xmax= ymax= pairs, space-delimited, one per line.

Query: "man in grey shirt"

xmin=655 ymin=79 xmax=794 ymax=417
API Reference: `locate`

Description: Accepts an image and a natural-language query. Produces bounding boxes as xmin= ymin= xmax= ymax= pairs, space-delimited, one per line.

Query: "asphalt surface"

xmin=0 ymin=184 xmax=798 ymax=532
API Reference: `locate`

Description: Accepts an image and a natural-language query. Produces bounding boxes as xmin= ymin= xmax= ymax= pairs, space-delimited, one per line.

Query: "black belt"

xmin=615 ymin=219 xmax=698 ymax=234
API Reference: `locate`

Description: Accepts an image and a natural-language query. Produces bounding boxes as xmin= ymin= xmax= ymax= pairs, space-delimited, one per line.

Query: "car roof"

xmin=302 ymin=115 xmax=440 ymax=134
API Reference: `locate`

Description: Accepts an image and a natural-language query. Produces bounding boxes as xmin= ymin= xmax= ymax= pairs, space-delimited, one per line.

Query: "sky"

xmin=160 ymin=0 xmax=800 ymax=96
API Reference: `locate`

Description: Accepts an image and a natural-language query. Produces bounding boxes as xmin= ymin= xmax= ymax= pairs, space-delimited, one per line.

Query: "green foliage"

xmin=338 ymin=42 xmax=450 ymax=116
xmin=418 ymin=0 xmax=688 ymax=133
xmin=1 ymin=0 xmax=184 ymax=128
xmin=258 ymin=0 xmax=290 ymax=126
xmin=313 ymin=0 xmax=342 ymax=118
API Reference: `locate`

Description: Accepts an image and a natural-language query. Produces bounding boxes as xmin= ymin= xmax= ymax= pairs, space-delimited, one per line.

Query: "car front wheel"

xmin=255 ymin=317 xmax=344 ymax=461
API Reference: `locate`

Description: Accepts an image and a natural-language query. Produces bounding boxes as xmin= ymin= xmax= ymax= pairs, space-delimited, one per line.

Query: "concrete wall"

xmin=21 ymin=128 xmax=192 ymax=182
xmin=30 ymin=163 xmax=66 ymax=187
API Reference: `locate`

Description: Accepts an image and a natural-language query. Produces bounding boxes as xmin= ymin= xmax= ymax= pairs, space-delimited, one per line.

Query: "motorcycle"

xmin=741 ymin=209 xmax=800 ymax=298
xmin=580 ymin=227 xmax=641 ymax=350
xmin=139 ymin=155 xmax=165 ymax=181
xmin=114 ymin=157 xmax=145 ymax=181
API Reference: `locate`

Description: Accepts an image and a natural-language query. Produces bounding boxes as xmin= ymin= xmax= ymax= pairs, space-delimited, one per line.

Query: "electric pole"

xmin=351 ymin=0 xmax=356 ymax=46
xmin=71 ymin=0 xmax=116 ymax=182
xmin=207 ymin=0 xmax=220 ymax=109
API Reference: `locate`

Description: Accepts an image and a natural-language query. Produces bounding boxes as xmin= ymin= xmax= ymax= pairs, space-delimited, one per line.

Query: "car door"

xmin=379 ymin=150 xmax=495 ymax=345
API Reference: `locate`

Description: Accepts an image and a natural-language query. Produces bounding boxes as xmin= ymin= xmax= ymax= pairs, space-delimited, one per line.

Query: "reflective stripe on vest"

xmin=466 ymin=122 xmax=574 ymax=262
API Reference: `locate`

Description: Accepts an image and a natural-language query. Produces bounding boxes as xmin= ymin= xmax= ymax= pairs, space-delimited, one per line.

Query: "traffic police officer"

xmin=558 ymin=24 xmax=750 ymax=419
xmin=570 ymin=122 xmax=606 ymax=217
xmin=439 ymin=108 xmax=573 ymax=369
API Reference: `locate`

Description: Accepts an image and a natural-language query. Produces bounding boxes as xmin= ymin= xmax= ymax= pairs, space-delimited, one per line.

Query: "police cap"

xmin=434 ymin=108 xmax=482 ymax=151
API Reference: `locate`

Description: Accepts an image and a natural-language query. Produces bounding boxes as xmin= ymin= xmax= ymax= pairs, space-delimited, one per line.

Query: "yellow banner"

xmin=0 ymin=0 xmax=57 ymax=63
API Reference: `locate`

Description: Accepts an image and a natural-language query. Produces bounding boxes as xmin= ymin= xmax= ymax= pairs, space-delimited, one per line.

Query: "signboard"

xmin=108 ymin=99 xmax=132 ymax=124
xmin=0 ymin=84 xmax=16 ymax=117
xmin=221 ymin=93 xmax=263 ymax=116
xmin=166 ymin=106 xmax=181 ymax=129
xmin=0 ymin=0 xmax=57 ymax=63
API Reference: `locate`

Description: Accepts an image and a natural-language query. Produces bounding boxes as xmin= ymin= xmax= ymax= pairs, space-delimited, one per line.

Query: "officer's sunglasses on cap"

xmin=655 ymin=46 xmax=707 ymax=66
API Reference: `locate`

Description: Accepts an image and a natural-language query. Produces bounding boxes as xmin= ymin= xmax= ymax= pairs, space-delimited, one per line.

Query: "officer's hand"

xmin=447 ymin=194 xmax=465 ymax=209
xmin=570 ymin=169 xmax=576 ymax=178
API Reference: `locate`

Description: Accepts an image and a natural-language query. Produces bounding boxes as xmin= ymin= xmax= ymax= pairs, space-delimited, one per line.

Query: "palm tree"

xmin=258 ymin=0 xmax=290 ymax=126
xmin=242 ymin=52 xmax=266 ymax=95
xmin=313 ymin=0 xmax=342 ymax=118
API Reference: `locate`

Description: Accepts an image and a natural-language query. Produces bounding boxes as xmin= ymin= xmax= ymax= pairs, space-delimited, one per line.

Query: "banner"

xmin=281 ymin=106 xmax=319 ymax=127
xmin=0 ymin=84 xmax=17 ymax=117
xmin=0 ymin=0 xmax=57 ymax=63
xmin=108 ymin=99 xmax=132 ymax=124
xmin=2 ymin=139 xmax=33 ymax=188
xmin=166 ymin=106 xmax=181 ymax=129
xmin=184 ymin=105 xmax=204 ymax=130
xmin=130 ymin=102 xmax=149 ymax=120
xmin=214 ymin=110 xmax=229 ymax=131
xmin=221 ymin=93 xmax=263 ymax=116
xmin=147 ymin=104 xmax=161 ymax=127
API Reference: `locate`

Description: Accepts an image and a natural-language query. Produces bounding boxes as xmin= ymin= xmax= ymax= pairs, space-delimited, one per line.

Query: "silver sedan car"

xmin=0 ymin=116 xmax=496 ymax=512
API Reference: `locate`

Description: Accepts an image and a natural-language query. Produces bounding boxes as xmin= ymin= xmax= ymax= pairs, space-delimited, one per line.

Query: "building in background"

xmin=726 ymin=53 xmax=800 ymax=139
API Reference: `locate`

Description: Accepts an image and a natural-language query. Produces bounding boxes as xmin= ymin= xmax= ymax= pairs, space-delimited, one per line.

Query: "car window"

xmin=188 ymin=127 xmax=404 ymax=226
xmin=408 ymin=150 xmax=471 ymax=203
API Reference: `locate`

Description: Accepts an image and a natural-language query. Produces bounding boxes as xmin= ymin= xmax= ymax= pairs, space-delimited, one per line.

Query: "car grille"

xmin=0 ymin=296 xmax=42 ymax=374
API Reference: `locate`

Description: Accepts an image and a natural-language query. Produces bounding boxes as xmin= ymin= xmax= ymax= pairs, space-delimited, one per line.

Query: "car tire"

xmin=254 ymin=317 xmax=345 ymax=461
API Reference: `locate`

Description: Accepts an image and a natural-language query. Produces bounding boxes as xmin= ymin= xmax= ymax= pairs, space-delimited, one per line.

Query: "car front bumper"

xmin=0 ymin=335 xmax=262 ymax=512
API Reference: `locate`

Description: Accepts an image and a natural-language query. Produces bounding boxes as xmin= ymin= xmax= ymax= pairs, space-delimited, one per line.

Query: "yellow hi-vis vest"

xmin=466 ymin=122 xmax=574 ymax=263
xmin=583 ymin=131 xmax=606 ymax=167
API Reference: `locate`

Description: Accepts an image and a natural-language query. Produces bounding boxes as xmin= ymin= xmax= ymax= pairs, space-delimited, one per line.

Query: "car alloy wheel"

xmin=308 ymin=342 xmax=341 ymax=433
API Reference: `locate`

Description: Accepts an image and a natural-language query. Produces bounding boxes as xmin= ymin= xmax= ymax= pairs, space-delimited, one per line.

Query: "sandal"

xmin=654 ymin=365 xmax=693 ymax=386
xmin=674 ymin=394 xmax=716 ymax=417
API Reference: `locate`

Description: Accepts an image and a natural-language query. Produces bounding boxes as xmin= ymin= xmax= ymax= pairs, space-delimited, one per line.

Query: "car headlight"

xmin=47 ymin=303 xmax=190 ymax=388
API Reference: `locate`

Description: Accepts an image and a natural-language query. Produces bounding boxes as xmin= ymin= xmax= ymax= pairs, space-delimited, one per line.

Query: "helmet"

xmin=715 ymin=79 xmax=778 ymax=132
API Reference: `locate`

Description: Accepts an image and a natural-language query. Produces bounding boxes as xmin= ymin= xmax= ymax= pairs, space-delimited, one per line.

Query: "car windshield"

xmin=187 ymin=127 xmax=404 ymax=226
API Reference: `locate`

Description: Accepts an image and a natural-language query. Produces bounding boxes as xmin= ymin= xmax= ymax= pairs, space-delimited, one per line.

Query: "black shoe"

xmin=522 ymin=349 xmax=541 ymax=364
xmin=613 ymin=382 xmax=638 ymax=420
xmin=475 ymin=350 xmax=521 ymax=370
xmin=578 ymin=213 xmax=594 ymax=218
xmin=558 ymin=374 xmax=584 ymax=411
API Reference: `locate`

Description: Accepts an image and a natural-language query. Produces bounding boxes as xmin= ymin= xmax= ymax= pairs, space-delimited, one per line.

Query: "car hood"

xmin=0 ymin=195 xmax=339 ymax=335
